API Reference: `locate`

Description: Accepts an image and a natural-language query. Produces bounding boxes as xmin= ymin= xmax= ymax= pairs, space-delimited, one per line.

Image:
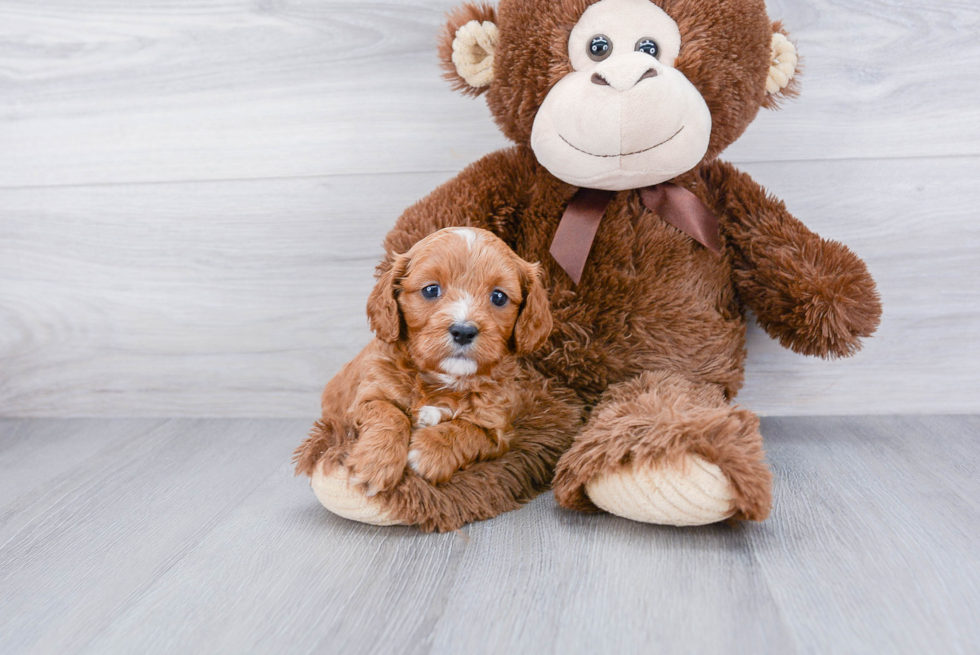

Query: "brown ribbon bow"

xmin=549 ymin=183 xmax=721 ymax=285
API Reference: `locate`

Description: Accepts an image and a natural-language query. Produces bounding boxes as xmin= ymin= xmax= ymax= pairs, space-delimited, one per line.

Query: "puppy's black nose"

xmin=449 ymin=323 xmax=479 ymax=346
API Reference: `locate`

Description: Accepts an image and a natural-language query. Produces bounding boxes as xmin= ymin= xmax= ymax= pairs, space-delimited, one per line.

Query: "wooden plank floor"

xmin=1 ymin=416 xmax=978 ymax=654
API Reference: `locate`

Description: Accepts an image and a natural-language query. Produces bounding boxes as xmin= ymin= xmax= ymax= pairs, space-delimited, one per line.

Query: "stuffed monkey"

xmin=295 ymin=0 xmax=881 ymax=530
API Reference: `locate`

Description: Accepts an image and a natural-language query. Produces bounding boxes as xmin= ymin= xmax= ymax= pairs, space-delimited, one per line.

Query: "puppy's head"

xmin=367 ymin=227 xmax=552 ymax=378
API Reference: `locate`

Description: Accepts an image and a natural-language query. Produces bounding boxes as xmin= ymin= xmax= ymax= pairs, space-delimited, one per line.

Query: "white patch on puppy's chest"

xmin=415 ymin=405 xmax=449 ymax=428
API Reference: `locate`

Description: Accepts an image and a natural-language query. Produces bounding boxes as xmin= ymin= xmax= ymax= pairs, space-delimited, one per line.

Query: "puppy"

xmin=329 ymin=227 xmax=553 ymax=496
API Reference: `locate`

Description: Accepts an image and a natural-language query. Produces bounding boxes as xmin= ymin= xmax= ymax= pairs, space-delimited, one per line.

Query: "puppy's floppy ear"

xmin=438 ymin=3 xmax=498 ymax=97
xmin=762 ymin=22 xmax=800 ymax=110
xmin=514 ymin=261 xmax=553 ymax=355
xmin=366 ymin=253 xmax=410 ymax=343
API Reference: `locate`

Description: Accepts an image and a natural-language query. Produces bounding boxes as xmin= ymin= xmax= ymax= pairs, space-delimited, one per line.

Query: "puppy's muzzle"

xmin=449 ymin=322 xmax=479 ymax=346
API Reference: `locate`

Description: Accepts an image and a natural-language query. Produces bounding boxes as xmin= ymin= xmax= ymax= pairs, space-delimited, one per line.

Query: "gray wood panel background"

xmin=1 ymin=0 xmax=978 ymax=417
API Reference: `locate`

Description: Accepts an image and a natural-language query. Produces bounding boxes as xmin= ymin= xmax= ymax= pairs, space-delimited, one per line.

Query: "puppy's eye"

xmin=490 ymin=290 xmax=509 ymax=307
xmin=635 ymin=38 xmax=659 ymax=59
xmin=588 ymin=35 xmax=612 ymax=62
xmin=421 ymin=284 xmax=441 ymax=300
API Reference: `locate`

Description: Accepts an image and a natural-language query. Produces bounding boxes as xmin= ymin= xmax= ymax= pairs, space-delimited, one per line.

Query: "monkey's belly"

xmin=532 ymin=216 xmax=746 ymax=403
xmin=537 ymin=302 xmax=746 ymax=404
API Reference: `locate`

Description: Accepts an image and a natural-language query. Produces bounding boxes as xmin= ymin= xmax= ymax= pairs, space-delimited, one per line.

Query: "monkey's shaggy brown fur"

xmin=296 ymin=0 xmax=880 ymax=530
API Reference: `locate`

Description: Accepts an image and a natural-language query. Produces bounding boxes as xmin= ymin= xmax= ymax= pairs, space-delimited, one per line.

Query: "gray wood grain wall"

xmin=1 ymin=0 xmax=977 ymax=417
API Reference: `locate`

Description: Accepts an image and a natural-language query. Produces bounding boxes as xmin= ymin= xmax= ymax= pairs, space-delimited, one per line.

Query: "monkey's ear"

xmin=762 ymin=22 xmax=800 ymax=110
xmin=439 ymin=3 xmax=499 ymax=96
xmin=514 ymin=261 xmax=553 ymax=355
xmin=366 ymin=253 xmax=410 ymax=343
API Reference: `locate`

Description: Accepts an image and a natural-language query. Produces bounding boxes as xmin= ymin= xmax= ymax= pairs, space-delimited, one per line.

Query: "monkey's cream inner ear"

xmin=452 ymin=20 xmax=498 ymax=88
xmin=766 ymin=33 xmax=798 ymax=94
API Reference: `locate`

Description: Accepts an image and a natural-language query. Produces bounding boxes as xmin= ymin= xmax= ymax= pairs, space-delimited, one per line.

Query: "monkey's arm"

xmin=380 ymin=146 xmax=536 ymax=262
xmin=701 ymin=160 xmax=881 ymax=358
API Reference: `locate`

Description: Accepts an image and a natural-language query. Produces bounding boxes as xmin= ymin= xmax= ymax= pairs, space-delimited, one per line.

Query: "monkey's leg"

xmin=553 ymin=370 xmax=771 ymax=525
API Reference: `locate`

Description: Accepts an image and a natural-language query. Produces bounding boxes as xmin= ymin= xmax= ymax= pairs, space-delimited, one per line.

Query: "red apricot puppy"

xmin=329 ymin=227 xmax=552 ymax=496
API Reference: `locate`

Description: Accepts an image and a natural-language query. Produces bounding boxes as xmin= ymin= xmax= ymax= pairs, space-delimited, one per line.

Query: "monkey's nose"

xmin=591 ymin=63 xmax=659 ymax=91
xmin=449 ymin=323 xmax=479 ymax=346
xmin=638 ymin=68 xmax=658 ymax=82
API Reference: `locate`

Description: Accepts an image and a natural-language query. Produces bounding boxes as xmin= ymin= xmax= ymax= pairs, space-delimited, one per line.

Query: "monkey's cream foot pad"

xmin=310 ymin=466 xmax=404 ymax=526
xmin=584 ymin=454 xmax=735 ymax=526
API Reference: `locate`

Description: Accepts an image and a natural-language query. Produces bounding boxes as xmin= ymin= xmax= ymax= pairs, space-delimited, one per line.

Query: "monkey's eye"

xmin=588 ymin=35 xmax=612 ymax=62
xmin=421 ymin=284 xmax=441 ymax=300
xmin=490 ymin=290 xmax=509 ymax=307
xmin=635 ymin=38 xmax=659 ymax=59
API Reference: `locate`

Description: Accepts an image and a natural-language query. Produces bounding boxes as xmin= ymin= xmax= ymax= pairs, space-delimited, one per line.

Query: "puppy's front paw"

xmin=345 ymin=439 xmax=408 ymax=497
xmin=415 ymin=405 xmax=448 ymax=429
xmin=407 ymin=427 xmax=462 ymax=484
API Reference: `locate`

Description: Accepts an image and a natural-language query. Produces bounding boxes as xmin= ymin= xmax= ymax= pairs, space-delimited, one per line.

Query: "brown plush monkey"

xmin=295 ymin=0 xmax=881 ymax=531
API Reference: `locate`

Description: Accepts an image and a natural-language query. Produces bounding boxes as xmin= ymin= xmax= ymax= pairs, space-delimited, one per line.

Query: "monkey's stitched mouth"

xmin=559 ymin=126 xmax=684 ymax=158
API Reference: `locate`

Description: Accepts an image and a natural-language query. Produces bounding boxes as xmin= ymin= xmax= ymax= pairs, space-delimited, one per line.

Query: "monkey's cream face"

xmin=530 ymin=0 xmax=712 ymax=191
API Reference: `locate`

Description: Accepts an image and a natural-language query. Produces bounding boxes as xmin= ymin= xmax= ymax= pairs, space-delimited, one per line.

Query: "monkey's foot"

xmin=584 ymin=454 xmax=736 ymax=526
xmin=310 ymin=465 xmax=404 ymax=526
xmin=553 ymin=371 xmax=772 ymax=523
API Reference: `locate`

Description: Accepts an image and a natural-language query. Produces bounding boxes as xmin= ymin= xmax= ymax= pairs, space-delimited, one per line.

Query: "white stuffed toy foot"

xmin=584 ymin=454 xmax=736 ymax=526
xmin=310 ymin=465 xmax=404 ymax=527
